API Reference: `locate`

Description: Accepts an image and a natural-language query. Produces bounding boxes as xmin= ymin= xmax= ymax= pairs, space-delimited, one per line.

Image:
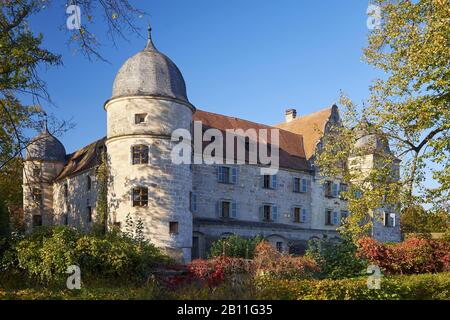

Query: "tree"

xmin=0 ymin=0 xmax=144 ymax=217
xmin=0 ymin=195 xmax=10 ymax=239
xmin=316 ymin=0 xmax=449 ymax=240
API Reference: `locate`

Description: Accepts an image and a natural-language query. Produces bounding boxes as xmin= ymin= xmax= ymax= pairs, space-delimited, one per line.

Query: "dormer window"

xmin=135 ymin=113 xmax=147 ymax=124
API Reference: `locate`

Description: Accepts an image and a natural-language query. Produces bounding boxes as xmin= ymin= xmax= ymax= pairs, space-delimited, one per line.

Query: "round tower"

xmin=23 ymin=124 xmax=66 ymax=230
xmin=104 ymin=25 xmax=194 ymax=263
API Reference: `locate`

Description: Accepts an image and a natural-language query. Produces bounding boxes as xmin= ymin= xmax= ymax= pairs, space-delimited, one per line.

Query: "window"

xmin=276 ymin=242 xmax=283 ymax=253
xmin=325 ymin=209 xmax=333 ymax=225
xmin=339 ymin=183 xmax=348 ymax=198
xmin=384 ymin=212 xmax=396 ymax=227
xmin=262 ymin=174 xmax=277 ymax=189
xmin=132 ymin=145 xmax=149 ymax=164
xmin=169 ymin=221 xmax=179 ymax=235
xmin=32 ymin=188 xmax=42 ymax=205
xmin=293 ymin=177 xmax=300 ymax=193
xmin=222 ymin=201 xmax=230 ymax=218
xmin=325 ymin=181 xmax=338 ymax=198
xmin=87 ymin=176 xmax=92 ymax=191
xmin=293 ymin=207 xmax=301 ymax=222
xmin=32 ymin=215 xmax=42 ymax=227
xmin=135 ymin=113 xmax=147 ymax=124
xmin=132 ymin=187 xmax=148 ymax=207
xmin=217 ymin=166 xmax=237 ymax=184
xmin=113 ymin=221 xmax=121 ymax=228
xmin=217 ymin=200 xmax=237 ymax=218
xmin=190 ymin=192 xmax=197 ymax=213
xmin=32 ymin=167 xmax=41 ymax=178
xmin=63 ymin=214 xmax=68 ymax=225
xmin=293 ymin=207 xmax=306 ymax=223
xmin=261 ymin=204 xmax=278 ymax=222
xmin=87 ymin=206 xmax=92 ymax=223
xmin=63 ymin=184 xmax=68 ymax=199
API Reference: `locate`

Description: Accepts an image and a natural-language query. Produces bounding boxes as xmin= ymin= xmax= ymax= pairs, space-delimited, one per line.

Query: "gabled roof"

xmin=193 ymin=109 xmax=310 ymax=171
xmin=55 ymin=137 xmax=106 ymax=181
xmin=274 ymin=105 xmax=337 ymax=159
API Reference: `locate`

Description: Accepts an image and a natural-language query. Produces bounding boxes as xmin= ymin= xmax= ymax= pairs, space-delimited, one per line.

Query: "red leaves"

xmin=357 ymin=237 xmax=450 ymax=274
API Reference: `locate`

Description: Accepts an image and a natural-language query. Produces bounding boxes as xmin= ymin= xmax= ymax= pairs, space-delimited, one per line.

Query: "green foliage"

xmin=305 ymin=236 xmax=367 ymax=279
xmin=401 ymin=205 xmax=450 ymax=234
xmin=1 ymin=226 xmax=170 ymax=284
xmin=208 ymin=235 xmax=264 ymax=259
xmin=0 ymin=196 xmax=10 ymax=238
xmin=256 ymin=272 xmax=450 ymax=300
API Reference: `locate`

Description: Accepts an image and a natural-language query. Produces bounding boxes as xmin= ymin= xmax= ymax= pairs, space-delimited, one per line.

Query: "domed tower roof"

xmin=111 ymin=25 xmax=188 ymax=103
xmin=25 ymin=126 xmax=66 ymax=162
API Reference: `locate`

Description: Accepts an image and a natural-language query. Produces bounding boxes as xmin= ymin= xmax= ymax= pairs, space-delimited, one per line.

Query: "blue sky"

xmin=29 ymin=0 xmax=380 ymax=153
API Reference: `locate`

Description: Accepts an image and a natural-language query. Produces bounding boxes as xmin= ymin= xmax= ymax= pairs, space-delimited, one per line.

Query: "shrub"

xmin=305 ymin=236 xmax=367 ymax=279
xmin=188 ymin=257 xmax=253 ymax=287
xmin=256 ymin=272 xmax=450 ymax=300
xmin=208 ymin=235 xmax=264 ymax=258
xmin=1 ymin=226 xmax=170 ymax=284
xmin=357 ymin=236 xmax=450 ymax=274
xmin=253 ymin=242 xmax=319 ymax=280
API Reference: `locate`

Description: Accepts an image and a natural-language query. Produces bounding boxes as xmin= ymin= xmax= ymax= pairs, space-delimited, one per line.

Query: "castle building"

xmin=23 ymin=27 xmax=401 ymax=263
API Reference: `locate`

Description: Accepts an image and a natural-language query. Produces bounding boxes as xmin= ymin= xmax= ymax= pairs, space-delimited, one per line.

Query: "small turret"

xmin=23 ymin=123 xmax=66 ymax=230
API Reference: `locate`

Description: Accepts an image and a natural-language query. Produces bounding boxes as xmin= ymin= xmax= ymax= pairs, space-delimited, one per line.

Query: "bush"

xmin=256 ymin=272 xmax=450 ymax=300
xmin=208 ymin=235 xmax=264 ymax=259
xmin=1 ymin=226 xmax=170 ymax=284
xmin=357 ymin=236 xmax=450 ymax=274
xmin=305 ymin=236 xmax=367 ymax=279
xmin=253 ymin=242 xmax=319 ymax=280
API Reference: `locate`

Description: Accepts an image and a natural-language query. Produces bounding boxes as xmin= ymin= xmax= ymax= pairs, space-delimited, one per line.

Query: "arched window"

xmin=132 ymin=187 xmax=148 ymax=207
xmin=132 ymin=145 xmax=149 ymax=164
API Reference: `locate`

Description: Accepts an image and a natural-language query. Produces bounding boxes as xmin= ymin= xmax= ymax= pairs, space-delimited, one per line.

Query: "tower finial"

xmin=145 ymin=20 xmax=157 ymax=51
xmin=147 ymin=21 xmax=152 ymax=40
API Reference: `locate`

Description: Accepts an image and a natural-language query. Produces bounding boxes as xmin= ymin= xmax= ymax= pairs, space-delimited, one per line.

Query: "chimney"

xmin=285 ymin=108 xmax=297 ymax=122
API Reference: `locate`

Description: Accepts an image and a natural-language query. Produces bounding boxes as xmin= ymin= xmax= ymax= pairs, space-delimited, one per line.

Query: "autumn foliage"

xmin=357 ymin=237 xmax=450 ymax=274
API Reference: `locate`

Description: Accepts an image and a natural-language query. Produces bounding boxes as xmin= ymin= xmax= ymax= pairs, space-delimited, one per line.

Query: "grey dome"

xmin=111 ymin=30 xmax=188 ymax=102
xmin=26 ymin=129 xmax=66 ymax=161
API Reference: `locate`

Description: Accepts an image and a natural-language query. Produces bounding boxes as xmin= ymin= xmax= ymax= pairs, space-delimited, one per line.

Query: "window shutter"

xmin=291 ymin=207 xmax=295 ymax=222
xmin=301 ymin=208 xmax=307 ymax=223
xmin=260 ymin=175 xmax=265 ymax=189
xmin=216 ymin=201 xmax=221 ymax=217
xmin=272 ymin=205 xmax=278 ymax=221
xmin=231 ymin=201 xmax=237 ymax=218
xmin=332 ymin=183 xmax=338 ymax=197
xmin=333 ymin=211 xmax=339 ymax=225
xmin=231 ymin=167 xmax=237 ymax=184
xmin=130 ymin=146 xmax=134 ymax=165
xmin=216 ymin=166 xmax=222 ymax=182
xmin=191 ymin=193 xmax=197 ymax=212
xmin=301 ymin=178 xmax=308 ymax=193
xmin=271 ymin=175 xmax=277 ymax=189
xmin=259 ymin=206 xmax=264 ymax=221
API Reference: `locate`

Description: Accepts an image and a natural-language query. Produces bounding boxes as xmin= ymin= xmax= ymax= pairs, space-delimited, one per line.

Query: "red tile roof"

xmin=193 ymin=109 xmax=310 ymax=171
xmin=274 ymin=106 xmax=335 ymax=159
